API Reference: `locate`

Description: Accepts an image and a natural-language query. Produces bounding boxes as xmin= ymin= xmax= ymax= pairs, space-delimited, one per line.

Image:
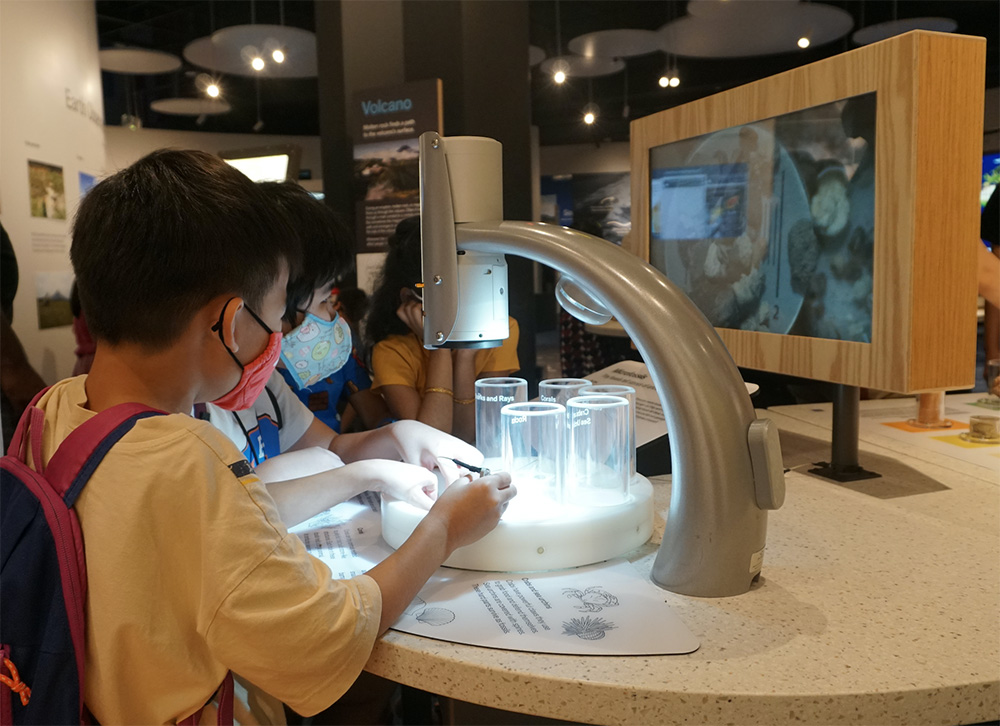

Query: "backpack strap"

xmin=217 ymin=671 xmax=234 ymax=724
xmin=45 ymin=403 xmax=164 ymax=506
xmin=6 ymin=386 xmax=50 ymax=460
xmin=178 ymin=671 xmax=234 ymax=726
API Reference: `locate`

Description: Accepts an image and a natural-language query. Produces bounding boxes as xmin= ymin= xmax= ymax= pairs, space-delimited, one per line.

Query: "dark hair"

xmin=258 ymin=182 xmax=355 ymax=323
xmin=336 ymin=287 xmax=369 ymax=327
xmin=70 ymin=280 xmax=81 ymax=319
xmin=363 ymin=215 xmax=422 ymax=352
xmin=71 ymin=149 xmax=299 ymax=348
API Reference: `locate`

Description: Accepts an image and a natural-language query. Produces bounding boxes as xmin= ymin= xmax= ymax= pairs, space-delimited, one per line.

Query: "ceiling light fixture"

xmin=583 ymin=81 xmax=598 ymax=125
xmin=659 ymin=1 xmax=852 ymax=58
xmin=553 ymin=0 xmax=567 ymax=84
xmin=251 ymin=56 xmax=265 ymax=71
xmin=659 ymin=57 xmax=680 ymax=89
xmin=272 ymin=48 xmax=285 ymax=63
xmin=797 ymin=36 xmax=811 ymax=49
xmin=195 ymin=72 xmax=221 ymax=98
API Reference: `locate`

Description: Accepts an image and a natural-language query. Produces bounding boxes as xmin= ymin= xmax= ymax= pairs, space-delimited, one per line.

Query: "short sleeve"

xmin=478 ymin=316 xmax=520 ymax=375
xmin=208 ymin=535 xmax=382 ymax=716
xmin=371 ymin=337 xmax=421 ymax=391
xmin=194 ymin=446 xmax=381 ymax=716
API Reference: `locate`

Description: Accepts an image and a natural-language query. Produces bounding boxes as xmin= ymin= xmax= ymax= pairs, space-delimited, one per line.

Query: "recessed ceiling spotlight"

xmin=551 ymin=58 xmax=570 ymax=85
xmin=659 ymin=68 xmax=680 ymax=88
xmin=583 ymin=102 xmax=599 ymax=125
xmin=251 ymin=56 xmax=265 ymax=71
xmin=797 ymin=36 xmax=811 ymax=49
xmin=195 ymin=72 xmax=222 ymax=98
xmin=272 ymin=49 xmax=285 ymax=64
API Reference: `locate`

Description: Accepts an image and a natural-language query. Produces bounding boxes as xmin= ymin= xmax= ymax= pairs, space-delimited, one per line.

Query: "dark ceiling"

xmin=96 ymin=1 xmax=1000 ymax=146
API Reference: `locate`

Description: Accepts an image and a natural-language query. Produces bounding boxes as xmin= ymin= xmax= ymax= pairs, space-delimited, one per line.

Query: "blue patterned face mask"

xmin=279 ymin=312 xmax=353 ymax=390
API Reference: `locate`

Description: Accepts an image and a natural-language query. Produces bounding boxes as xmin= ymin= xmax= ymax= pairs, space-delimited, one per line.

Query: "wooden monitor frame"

xmin=629 ymin=31 xmax=985 ymax=393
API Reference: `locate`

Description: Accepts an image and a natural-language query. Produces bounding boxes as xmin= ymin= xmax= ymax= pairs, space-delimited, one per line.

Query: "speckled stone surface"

xmin=366 ymin=411 xmax=1000 ymax=725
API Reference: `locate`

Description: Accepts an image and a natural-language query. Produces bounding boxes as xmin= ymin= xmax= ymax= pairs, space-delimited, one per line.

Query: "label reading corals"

xmin=749 ymin=548 xmax=764 ymax=575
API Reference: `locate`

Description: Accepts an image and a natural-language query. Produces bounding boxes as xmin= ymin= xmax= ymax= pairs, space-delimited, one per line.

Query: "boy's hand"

xmin=364 ymin=459 xmax=438 ymax=510
xmin=424 ymin=472 xmax=515 ymax=555
xmin=387 ymin=419 xmax=484 ymax=483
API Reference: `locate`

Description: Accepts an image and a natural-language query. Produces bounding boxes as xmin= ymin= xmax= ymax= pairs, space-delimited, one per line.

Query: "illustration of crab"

xmin=562 ymin=586 xmax=619 ymax=612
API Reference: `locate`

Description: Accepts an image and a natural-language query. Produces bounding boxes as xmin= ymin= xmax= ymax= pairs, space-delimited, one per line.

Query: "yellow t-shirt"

xmin=32 ymin=377 xmax=381 ymax=724
xmin=371 ymin=317 xmax=520 ymax=394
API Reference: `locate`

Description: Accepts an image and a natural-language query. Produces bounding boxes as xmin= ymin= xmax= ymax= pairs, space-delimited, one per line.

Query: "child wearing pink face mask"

xmin=200 ymin=183 xmax=487 ymax=524
xmin=23 ymin=150 xmax=515 ymax=724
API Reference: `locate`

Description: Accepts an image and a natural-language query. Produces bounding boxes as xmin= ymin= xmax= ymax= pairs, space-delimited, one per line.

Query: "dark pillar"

xmin=314 ymin=1 xmax=353 ymax=226
xmin=402 ymin=1 xmax=537 ymax=389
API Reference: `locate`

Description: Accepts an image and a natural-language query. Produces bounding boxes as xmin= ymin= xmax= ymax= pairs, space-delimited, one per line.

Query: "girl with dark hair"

xmin=365 ymin=216 xmax=520 ymax=443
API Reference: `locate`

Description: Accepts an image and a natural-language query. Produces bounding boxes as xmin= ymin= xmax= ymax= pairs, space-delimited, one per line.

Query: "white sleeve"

xmin=253 ymin=447 xmax=345 ymax=483
xmin=200 ymin=402 xmax=245 ymax=453
xmin=267 ymin=370 xmax=316 ymax=451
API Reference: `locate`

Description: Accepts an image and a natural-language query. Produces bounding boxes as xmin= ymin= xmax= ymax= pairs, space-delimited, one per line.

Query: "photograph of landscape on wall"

xmin=28 ymin=159 xmax=66 ymax=220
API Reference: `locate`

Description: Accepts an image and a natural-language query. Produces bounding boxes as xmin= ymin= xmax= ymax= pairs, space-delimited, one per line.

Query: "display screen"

xmin=983 ymin=152 xmax=999 ymax=209
xmin=223 ymin=153 xmax=291 ymax=183
xmin=649 ymin=92 xmax=876 ymax=343
xmin=651 ymin=164 xmax=748 ymax=240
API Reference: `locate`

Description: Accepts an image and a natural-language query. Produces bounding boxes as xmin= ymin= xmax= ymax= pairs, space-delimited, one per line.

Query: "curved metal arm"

xmin=457 ymin=220 xmax=768 ymax=597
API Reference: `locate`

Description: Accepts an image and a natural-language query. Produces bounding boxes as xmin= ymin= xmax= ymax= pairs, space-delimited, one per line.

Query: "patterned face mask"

xmin=279 ymin=312 xmax=353 ymax=390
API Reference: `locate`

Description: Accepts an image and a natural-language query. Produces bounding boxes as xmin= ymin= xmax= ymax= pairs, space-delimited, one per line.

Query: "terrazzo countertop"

xmin=366 ymin=410 xmax=1000 ymax=725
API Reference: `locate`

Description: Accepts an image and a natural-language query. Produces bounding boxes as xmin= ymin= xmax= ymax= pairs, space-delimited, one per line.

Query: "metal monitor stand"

xmin=808 ymin=384 xmax=882 ymax=482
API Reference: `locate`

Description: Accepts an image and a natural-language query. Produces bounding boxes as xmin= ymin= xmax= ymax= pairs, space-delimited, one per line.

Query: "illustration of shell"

xmin=415 ymin=607 xmax=456 ymax=626
xmin=402 ymin=597 xmax=426 ymax=616
xmin=562 ymin=616 xmax=617 ymax=640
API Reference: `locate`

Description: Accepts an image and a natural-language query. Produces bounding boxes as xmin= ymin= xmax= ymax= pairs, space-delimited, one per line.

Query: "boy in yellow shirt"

xmin=30 ymin=150 xmax=514 ymax=723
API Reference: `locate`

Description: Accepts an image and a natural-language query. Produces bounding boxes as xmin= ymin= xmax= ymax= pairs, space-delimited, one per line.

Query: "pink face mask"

xmin=211 ymin=299 xmax=283 ymax=411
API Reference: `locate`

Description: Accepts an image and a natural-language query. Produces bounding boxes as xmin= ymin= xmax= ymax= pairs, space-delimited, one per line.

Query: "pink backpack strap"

xmin=179 ymin=672 xmax=234 ymax=725
xmin=45 ymin=403 xmax=164 ymax=505
xmin=217 ymin=672 xmax=234 ymax=724
xmin=6 ymin=386 xmax=50 ymax=460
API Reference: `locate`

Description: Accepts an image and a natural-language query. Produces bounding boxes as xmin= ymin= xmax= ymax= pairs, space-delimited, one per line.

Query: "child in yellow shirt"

xmin=31 ymin=150 xmax=514 ymax=723
xmin=365 ymin=216 xmax=519 ymax=443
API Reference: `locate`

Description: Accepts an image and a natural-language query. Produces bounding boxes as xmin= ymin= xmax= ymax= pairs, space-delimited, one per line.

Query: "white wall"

xmin=104 ymin=127 xmax=322 ymax=182
xmin=0 ymin=0 xmax=105 ymax=383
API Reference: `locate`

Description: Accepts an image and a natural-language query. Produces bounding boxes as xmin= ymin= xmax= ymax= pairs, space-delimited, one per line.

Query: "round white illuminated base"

xmin=382 ymin=476 xmax=654 ymax=572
